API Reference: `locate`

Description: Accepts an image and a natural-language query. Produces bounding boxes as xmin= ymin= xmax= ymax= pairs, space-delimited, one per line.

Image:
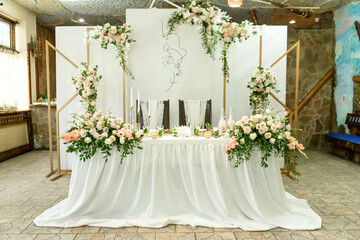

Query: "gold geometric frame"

xmin=260 ymin=35 xmax=301 ymax=180
xmin=46 ymin=28 xmax=127 ymax=181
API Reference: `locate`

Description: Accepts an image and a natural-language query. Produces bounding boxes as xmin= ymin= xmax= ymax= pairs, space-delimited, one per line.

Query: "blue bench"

xmin=325 ymin=113 xmax=360 ymax=162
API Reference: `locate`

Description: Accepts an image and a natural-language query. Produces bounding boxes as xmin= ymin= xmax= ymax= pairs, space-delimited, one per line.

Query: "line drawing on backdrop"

xmin=162 ymin=21 xmax=187 ymax=92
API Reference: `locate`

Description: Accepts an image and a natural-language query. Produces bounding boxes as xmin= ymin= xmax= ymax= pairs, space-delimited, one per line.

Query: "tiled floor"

xmin=0 ymin=149 xmax=360 ymax=240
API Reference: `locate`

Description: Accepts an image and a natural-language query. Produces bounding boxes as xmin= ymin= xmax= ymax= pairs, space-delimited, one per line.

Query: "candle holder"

xmin=130 ymin=106 xmax=134 ymax=125
xmin=137 ymin=111 xmax=140 ymax=131
xmin=147 ymin=114 xmax=151 ymax=129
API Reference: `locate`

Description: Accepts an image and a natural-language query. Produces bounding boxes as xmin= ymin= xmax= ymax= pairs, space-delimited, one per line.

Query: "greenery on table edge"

xmin=167 ymin=1 xmax=257 ymax=83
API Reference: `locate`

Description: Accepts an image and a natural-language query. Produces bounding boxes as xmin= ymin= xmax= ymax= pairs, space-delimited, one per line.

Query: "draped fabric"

xmin=140 ymin=100 xmax=164 ymax=129
xmin=184 ymin=100 xmax=207 ymax=128
xmin=34 ymin=137 xmax=321 ymax=230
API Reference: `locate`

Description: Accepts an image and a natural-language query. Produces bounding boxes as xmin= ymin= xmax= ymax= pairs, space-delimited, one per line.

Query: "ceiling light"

xmin=289 ymin=20 xmax=296 ymax=24
xmin=78 ymin=18 xmax=85 ymax=23
xmin=228 ymin=0 xmax=243 ymax=8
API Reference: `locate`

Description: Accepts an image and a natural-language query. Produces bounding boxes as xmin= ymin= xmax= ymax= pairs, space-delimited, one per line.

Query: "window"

xmin=0 ymin=14 xmax=17 ymax=54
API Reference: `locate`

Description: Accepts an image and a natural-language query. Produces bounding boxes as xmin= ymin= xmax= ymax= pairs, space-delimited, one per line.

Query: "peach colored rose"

xmin=228 ymin=30 xmax=233 ymax=36
xmin=100 ymin=30 xmax=104 ymax=39
xmin=90 ymin=101 xmax=96 ymax=106
xmin=265 ymin=132 xmax=271 ymax=139
xmin=115 ymin=35 xmax=121 ymax=42
xmin=120 ymin=33 xmax=127 ymax=40
xmin=192 ymin=7 xmax=199 ymax=12
xmin=209 ymin=7 xmax=214 ymax=12
xmin=110 ymin=135 xmax=116 ymax=142
xmin=107 ymin=33 xmax=112 ymax=40
xmin=84 ymin=81 xmax=91 ymax=88
xmin=85 ymin=120 xmax=91 ymax=126
xmin=243 ymin=126 xmax=251 ymax=134
xmin=111 ymin=28 xmax=117 ymax=34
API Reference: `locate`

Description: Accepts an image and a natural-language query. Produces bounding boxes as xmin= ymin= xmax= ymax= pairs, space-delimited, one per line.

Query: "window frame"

xmin=0 ymin=14 xmax=18 ymax=54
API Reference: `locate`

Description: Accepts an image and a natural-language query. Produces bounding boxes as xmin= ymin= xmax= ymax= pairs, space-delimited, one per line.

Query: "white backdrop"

xmin=56 ymin=9 xmax=287 ymax=170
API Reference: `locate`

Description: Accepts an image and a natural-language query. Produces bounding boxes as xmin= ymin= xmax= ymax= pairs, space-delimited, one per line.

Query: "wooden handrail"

xmin=292 ymin=68 xmax=333 ymax=114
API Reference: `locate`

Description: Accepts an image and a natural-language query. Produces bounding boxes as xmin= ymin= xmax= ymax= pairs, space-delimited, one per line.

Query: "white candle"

xmin=137 ymin=90 xmax=140 ymax=112
xmin=148 ymin=101 xmax=151 ymax=116
xmin=130 ymin=87 xmax=133 ymax=107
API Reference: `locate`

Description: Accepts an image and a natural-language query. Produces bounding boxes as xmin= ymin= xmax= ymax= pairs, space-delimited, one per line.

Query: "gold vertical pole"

xmin=87 ymin=33 xmax=90 ymax=68
xmin=46 ymin=41 xmax=53 ymax=172
xmin=294 ymin=42 xmax=300 ymax=134
xmin=259 ymin=35 xmax=262 ymax=67
xmin=123 ymin=66 xmax=126 ymax=120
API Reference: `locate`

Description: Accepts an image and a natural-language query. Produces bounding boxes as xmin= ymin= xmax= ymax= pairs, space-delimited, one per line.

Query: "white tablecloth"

xmin=35 ymin=136 xmax=321 ymax=230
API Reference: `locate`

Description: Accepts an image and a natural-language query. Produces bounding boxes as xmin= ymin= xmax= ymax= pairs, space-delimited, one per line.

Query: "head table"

xmin=34 ymin=135 xmax=321 ymax=230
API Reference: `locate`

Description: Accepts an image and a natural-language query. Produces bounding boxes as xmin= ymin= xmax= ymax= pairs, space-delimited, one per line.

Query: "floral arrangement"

xmin=247 ymin=67 xmax=278 ymax=114
xmin=168 ymin=1 xmax=228 ymax=57
xmin=167 ymin=1 xmax=257 ymax=82
xmin=0 ymin=104 xmax=17 ymax=111
xmin=60 ymin=63 xmax=142 ymax=164
xmin=61 ymin=110 xmax=142 ymax=163
xmin=225 ymin=109 xmax=306 ymax=176
xmin=71 ymin=62 xmax=102 ymax=114
xmin=92 ymin=23 xmax=135 ymax=80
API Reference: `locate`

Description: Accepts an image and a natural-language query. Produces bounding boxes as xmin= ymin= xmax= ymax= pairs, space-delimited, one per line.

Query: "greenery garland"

xmin=167 ymin=1 xmax=257 ymax=82
xmin=92 ymin=23 xmax=136 ymax=80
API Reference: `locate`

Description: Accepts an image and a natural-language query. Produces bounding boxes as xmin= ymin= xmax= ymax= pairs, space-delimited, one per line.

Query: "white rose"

xmin=235 ymin=129 xmax=239 ymax=134
xmin=84 ymin=137 xmax=92 ymax=143
xmin=105 ymin=138 xmax=112 ymax=145
xmin=191 ymin=1 xmax=196 ymax=5
xmin=286 ymin=124 xmax=291 ymax=131
xmin=104 ymin=23 xmax=110 ymax=28
xmin=250 ymin=133 xmax=257 ymax=140
xmin=112 ymin=130 xmax=117 ymax=135
xmin=278 ymin=135 xmax=283 ymax=140
xmin=265 ymin=109 xmax=271 ymax=114
xmin=284 ymin=131 xmax=291 ymax=139
xmin=235 ymin=121 xmax=242 ymax=126
xmin=102 ymin=132 xmax=108 ymax=138
xmin=224 ymin=132 xmax=230 ymax=138
xmin=270 ymin=138 xmax=275 ymax=144
xmin=120 ymin=137 xmax=125 ymax=144
xmin=240 ymin=138 xmax=245 ymax=144
xmin=135 ymin=131 xmax=141 ymax=138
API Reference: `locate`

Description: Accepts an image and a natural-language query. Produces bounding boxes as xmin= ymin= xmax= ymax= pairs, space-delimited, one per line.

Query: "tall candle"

xmin=130 ymin=87 xmax=133 ymax=107
xmin=137 ymin=90 xmax=140 ymax=112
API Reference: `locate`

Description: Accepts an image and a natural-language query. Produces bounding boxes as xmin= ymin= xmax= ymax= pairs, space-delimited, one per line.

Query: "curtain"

xmin=0 ymin=52 xmax=28 ymax=109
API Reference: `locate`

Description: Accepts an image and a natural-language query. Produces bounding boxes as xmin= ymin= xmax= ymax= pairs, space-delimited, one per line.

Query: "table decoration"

xmin=225 ymin=109 xmax=306 ymax=176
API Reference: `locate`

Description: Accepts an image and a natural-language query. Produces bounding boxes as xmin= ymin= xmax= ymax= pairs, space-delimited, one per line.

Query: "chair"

xmin=179 ymin=99 xmax=211 ymax=127
xmin=136 ymin=100 xmax=170 ymax=129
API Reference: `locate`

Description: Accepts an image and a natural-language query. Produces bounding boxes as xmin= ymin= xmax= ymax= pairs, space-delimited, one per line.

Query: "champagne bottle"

xmin=228 ymin=108 xmax=235 ymax=131
xmin=218 ymin=108 xmax=227 ymax=135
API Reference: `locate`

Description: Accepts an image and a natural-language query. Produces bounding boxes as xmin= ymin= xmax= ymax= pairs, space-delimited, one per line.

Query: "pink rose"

xmin=192 ymin=7 xmax=199 ymax=12
xmin=111 ymin=28 xmax=117 ymax=34
xmin=100 ymin=30 xmax=104 ymax=39
xmin=90 ymin=101 xmax=96 ymax=106
xmin=121 ymin=47 xmax=125 ymax=51
xmin=99 ymin=116 xmax=104 ymax=121
xmin=284 ymin=111 xmax=289 ymax=116
xmin=89 ymin=70 xmax=95 ymax=76
xmin=84 ymin=81 xmax=91 ymax=88
xmin=257 ymin=79 xmax=262 ymax=83
xmin=288 ymin=142 xmax=296 ymax=150
xmin=267 ymin=73 xmax=272 ymax=78
xmin=265 ymin=132 xmax=271 ymax=139
xmin=297 ymin=143 xmax=305 ymax=151
xmin=107 ymin=33 xmax=112 ymax=40
xmin=243 ymin=126 xmax=251 ymax=134
xmin=80 ymin=76 xmax=85 ymax=81
xmin=211 ymin=18 xmax=217 ymax=23
xmin=209 ymin=7 xmax=214 ymax=12
xmin=228 ymin=30 xmax=233 ymax=36
xmin=251 ymin=116 xmax=259 ymax=123
xmin=85 ymin=120 xmax=91 ymax=126
xmin=110 ymin=135 xmax=116 ymax=142
xmin=115 ymin=35 xmax=121 ymax=42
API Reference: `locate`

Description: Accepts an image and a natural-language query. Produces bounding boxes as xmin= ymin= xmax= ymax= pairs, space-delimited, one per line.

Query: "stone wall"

xmin=286 ymin=28 xmax=335 ymax=148
xmin=30 ymin=104 xmax=57 ymax=150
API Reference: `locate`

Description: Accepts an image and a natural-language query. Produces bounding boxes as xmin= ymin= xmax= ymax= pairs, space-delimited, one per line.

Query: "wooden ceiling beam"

xmin=262 ymin=0 xmax=312 ymax=18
